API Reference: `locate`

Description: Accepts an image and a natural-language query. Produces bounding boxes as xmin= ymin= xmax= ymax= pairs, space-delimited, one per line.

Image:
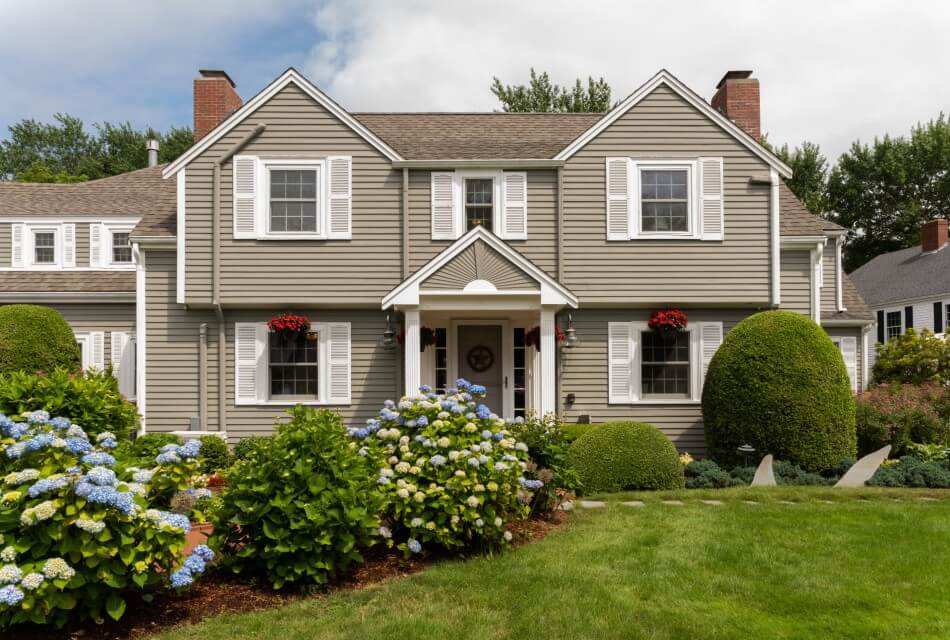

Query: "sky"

xmin=2 ymin=0 xmax=948 ymax=161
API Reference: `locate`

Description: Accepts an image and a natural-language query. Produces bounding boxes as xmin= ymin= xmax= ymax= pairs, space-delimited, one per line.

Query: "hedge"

xmin=0 ymin=304 xmax=81 ymax=374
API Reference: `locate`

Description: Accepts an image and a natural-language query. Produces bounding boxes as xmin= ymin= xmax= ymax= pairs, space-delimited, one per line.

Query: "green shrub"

xmin=509 ymin=413 xmax=581 ymax=516
xmin=855 ymin=383 xmax=950 ymax=456
xmin=905 ymin=442 xmax=948 ymax=462
xmin=197 ymin=435 xmax=231 ymax=473
xmin=0 ymin=411 xmax=212 ymax=628
xmin=561 ymin=423 xmax=595 ymax=443
xmin=702 ymin=310 xmax=857 ymax=471
xmin=869 ymin=456 xmax=950 ymax=488
xmin=567 ymin=421 xmax=685 ymax=493
xmin=232 ymin=435 xmax=270 ymax=461
xmin=350 ymin=381 xmax=535 ymax=556
xmin=116 ymin=433 xmax=182 ymax=468
xmin=873 ymin=329 xmax=950 ymax=385
xmin=210 ymin=407 xmax=381 ymax=589
xmin=0 ymin=305 xmax=81 ymax=375
xmin=684 ymin=459 xmax=742 ymax=488
xmin=0 ymin=368 xmax=139 ymax=441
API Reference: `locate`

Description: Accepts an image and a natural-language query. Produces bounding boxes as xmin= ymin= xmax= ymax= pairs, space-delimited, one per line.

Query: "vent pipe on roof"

xmin=146 ymin=139 xmax=160 ymax=167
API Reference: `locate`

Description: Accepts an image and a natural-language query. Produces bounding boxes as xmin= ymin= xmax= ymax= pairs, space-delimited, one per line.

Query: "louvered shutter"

xmin=110 ymin=332 xmax=127 ymax=372
xmin=232 ymin=155 xmax=258 ymax=239
xmin=501 ymin=172 xmax=528 ymax=240
xmin=326 ymin=322 xmax=351 ymax=404
xmin=327 ymin=156 xmax=352 ymax=238
xmin=935 ymin=302 xmax=944 ymax=334
xmin=876 ymin=310 xmax=885 ymax=343
xmin=839 ymin=336 xmax=858 ymax=392
xmin=11 ymin=223 xmax=24 ymax=268
xmin=62 ymin=224 xmax=76 ymax=267
xmin=110 ymin=332 xmax=136 ymax=398
xmin=235 ymin=322 xmax=265 ymax=405
xmin=606 ymin=158 xmax=630 ymax=240
xmin=431 ymin=172 xmax=457 ymax=240
xmin=699 ymin=157 xmax=724 ymax=240
xmin=608 ymin=322 xmax=634 ymax=403
xmin=89 ymin=223 xmax=102 ymax=267
xmin=90 ymin=332 xmax=105 ymax=370
xmin=700 ymin=322 xmax=724 ymax=392
xmin=904 ymin=306 xmax=914 ymax=331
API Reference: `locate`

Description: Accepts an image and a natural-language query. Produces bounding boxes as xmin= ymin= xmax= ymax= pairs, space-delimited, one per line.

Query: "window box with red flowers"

xmin=648 ymin=308 xmax=688 ymax=341
xmin=267 ymin=312 xmax=317 ymax=341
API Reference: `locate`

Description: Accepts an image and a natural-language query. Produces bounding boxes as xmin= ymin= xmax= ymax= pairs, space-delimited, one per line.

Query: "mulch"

xmin=15 ymin=512 xmax=569 ymax=640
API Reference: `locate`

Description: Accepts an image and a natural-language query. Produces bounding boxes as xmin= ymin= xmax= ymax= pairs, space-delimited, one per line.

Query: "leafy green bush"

xmin=567 ymin=421 xmax=685 ymax=493
xmin=116 ymin=433 xmax=182 ymax=468
xmin=232 ymin=435 xmax=270 ymax=462
xmin=873 ymin=329 xmax=950 ymax=385
xmin=509 ymin=413 xmax=581 ymax=515
xmin=210 ymin=407 xmax=381 ymax=589
xmin=905 ymin=442 xmax=949 ymax=461
xmin=0 ymin=411 xmax=212 ymax=628
xmin=855 ymin=383 xmax=950 ymax=456
xmin=702 ymin=310 xmax=857 ymax=471
xmin=197 ymin=435 xmax=231 ymax=473
xmin=0 ymin=305 xmax=81 ymax=375
xmin=561 ymin=423 xmax=595 ymax=443
xmin=685 ymin=458 xmax=841 ymax=488
xmin=0 ymin=369 xmax=139 ymax=441
xmin=869 ymin=456 xmax=950 ymax=488
xmin=349 ymin=381 xmax=536 ymax=556
xmin=684 ymin=459 xmax=743 ymax=489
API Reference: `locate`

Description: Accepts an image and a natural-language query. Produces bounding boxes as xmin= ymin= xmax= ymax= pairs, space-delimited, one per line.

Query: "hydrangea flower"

xmin=4 ymin=442 xmax=26 ymax=459
xmin=183 ymin=554 xmax=205 ymax=574
xmin=20 ymin=573 xmax=44 ymax=591
xmin=0 ymin=585 xmax=23 ymax=606
xmin=170 ymin=569 xmax=193 ymax=589
xmin=74 ymin=518 xmax=106 ymax=534
xmin=42 ymin=558 xmax=75 ymax=580
xmin=409 ymin=517 xmax=423 ymax=528
xmin=27 ymin=475 xmax=70 ymax=498
xmin=4 ymin=469 xmax=40 ymax=486
xmin=475 ymin=518 xmax=484 ymax=528
xmin=86 ymin=466 xmax=117 ymax=487
xmin=191 ymin=544 xmax=215 ymax=562
xmin=193 ymin=488 xmax=213 ymax=500
xmin=378 ymin=526 xmax=392 ymax=539
xmin=132 ymin=469 xmax=155 ymax=483
xmin=429 ymin=454 xmax=446 ymax=467
xmin=178 ymin=440 xmax=202 ymax=459
xmin=66 ymin=437 xmax=93 ymax=455
xmin=504 ymin=531 xmax=513 ymax=542
xmin=155 ymin=451 xmax=181 ymax=464
xmin=0 ymin=547 xmax=14 ymax=563
xmin=26 ymin=410 xmax=50 ymax=424
xmin=0 ymin=564 xmax=22 ymax=584
xmin=49 ymin=416 xmax=71 ymax=431
xmin=81 ymin=452 xmax=116 ymax=466
xmin=407 ymin=539 xmax=422 ymax=554
xmin=20 ymin=500 xmax=57 ymax=526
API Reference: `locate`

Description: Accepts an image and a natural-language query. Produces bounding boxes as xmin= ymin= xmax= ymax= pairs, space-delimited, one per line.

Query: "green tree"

xmin=491 ymin=68 xmax=612 ymax=112
xmin=767 ymin=140 xmax=830 ymax=215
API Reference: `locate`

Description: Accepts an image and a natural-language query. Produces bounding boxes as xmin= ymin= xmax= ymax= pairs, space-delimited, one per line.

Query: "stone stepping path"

xmin=579 ymin=500 xmax=606 ymax=509
xmin=622 ymin=500 xmax=645 ymax=508
xmin=701 ymin=499 xmax=724 ymax=506
xmin=571 ymin=496 xmax=944 ymax=509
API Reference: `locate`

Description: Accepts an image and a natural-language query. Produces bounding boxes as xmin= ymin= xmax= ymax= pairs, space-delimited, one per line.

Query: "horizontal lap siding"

xmin=781 ymin=250 xmax=812 ymax=315
xmin=0 ymin=224 xmax=9 ymax=265
xmin=559 ymin=308 xmax=756 ymax=455
xmin=562 ymin=85 xmax=771 ymax=304
xmin=75 ymin=223 xmax=89 ymax=267
xmin=408 ymin=169 xmax=558 ymax=276
xmin=41 ymin=303 xmax=135 ymax=365
xmin=185 ymin=84 xmax=402 ymax=306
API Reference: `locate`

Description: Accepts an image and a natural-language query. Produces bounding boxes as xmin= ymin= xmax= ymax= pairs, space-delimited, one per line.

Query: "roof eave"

xmin=391 ymin=159 xmax=565 ymax=169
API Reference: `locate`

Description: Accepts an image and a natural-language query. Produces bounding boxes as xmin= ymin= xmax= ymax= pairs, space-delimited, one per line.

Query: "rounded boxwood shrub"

xmin=702 ymin=311 xmax=856 ymax=471
xmin=197 ymin=435 xmax=231 ymax=473
xmin=567 ymin=421 xmax=685 ymax=493
xmin=0 ymin=305 xmax=81 ymax=375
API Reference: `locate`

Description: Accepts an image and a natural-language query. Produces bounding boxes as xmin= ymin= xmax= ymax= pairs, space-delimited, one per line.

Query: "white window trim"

xmin=29 ymin=225 xmax=62 ymax=269
xmin=830 ymin=336 xmax=858 ymax=392
xmin=456 ymin=170 xmax=502 ymax=237
xmin=631 ymin=160 xmax=700 ymax=240
xmin=106 ymin=224 xmax=136 ymax=268
xmin=609 ymin=321 xmax=703 ymax=405
xmin=255 ymin=158 xmax=327 ymax=240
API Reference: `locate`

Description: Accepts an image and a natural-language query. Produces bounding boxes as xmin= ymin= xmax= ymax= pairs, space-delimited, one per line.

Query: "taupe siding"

xmin=780 ymin=250 xmax=812 ymax=315
xmin=0 ymin=224 xmax=9 ymax=266
xmin=145 ymin=249 xmax=399 ymax=442
xmin=561 ymin=84 xmax=772 ymax=305
xmin=0 ymin=222 xmax=92 ymax=268
xmin=821 ymin=238 xmax=837 ymax=315
xmin=421 ymin=240 xmax=536 ymax=290
xmin=75 ymin=223 xmax=89 ymax=267
xmin=184 ymin=83 xmax=402 ymax=306
xmin=559 ymin=308 xmax=757 ymax=455
xmin=408 ymin=169 xmax=558 ymax=276
xmin=824 ymin=326 xmax=865 ymax=392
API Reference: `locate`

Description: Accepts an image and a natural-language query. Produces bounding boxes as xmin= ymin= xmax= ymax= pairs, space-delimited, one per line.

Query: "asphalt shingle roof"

xmin=0 ymin=272 xmax=134 ymax=294
xmin=850 ymin=242 xmax=950 ymax=307
xmin=822 ymin=275 xmax=874 ymax=322
xmin=779 ymin=183 xmax=843 ymax=236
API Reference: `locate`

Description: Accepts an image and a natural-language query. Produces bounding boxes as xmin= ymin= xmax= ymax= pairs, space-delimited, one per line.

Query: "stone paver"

xmin=579 ymin=500 xmax=606 ymax=509
xmin=558 ymin=501 xmax=574 ymax=512
xmin=742 ymin=500 xmax=759 ymax=505
xmin=779 ymin=500 xmax=797 ymax=505
xmin=701 ymin=499 xmax=724 ymax=506
xmin=661 ymin=500 xmax=684 ymax=506
xmin=621 ymin=500 xmax=645 ymax=508
xmin=916 ymin=497 xmax=938 ymax=502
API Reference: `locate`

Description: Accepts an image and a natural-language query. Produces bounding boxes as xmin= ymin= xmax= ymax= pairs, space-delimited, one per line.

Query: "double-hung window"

xmin=640 ymin=169 xmax=690 ymax=233
xmin=429 ymin=171 xmax=527 ymax=240
xmin=464 ymin=178 xmax=495 ymax=232
xmin=640 ymin=330 xmax=691 ymax=399
xmin=33 ymin=230 xmax=57 ymax=265
xmin=269 ymin=167 xmax=319 ymax=234
xmin=268 ymin=331 xmax=319 ymax=400
xmin=885 ymin=310 xmax=902 ymax=341
xmin=111 ymin=231 xmax=132 ymax=264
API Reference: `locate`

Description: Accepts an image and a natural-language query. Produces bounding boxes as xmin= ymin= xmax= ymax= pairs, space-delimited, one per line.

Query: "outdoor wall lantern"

xmin=563 ymin=314 xmax=580 ymax=349
xmin=379 ymin=315 xmax=397 ymax=351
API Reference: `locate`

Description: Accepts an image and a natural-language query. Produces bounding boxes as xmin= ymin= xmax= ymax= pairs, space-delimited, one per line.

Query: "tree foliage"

xmin=0 ymin=114 xmax=193 ymax=182
xmin=765 ymin=139 xmax=830 ymax=215
xmin=872 ymin=329 xmax=950 ymax=386
xmin=491 ymin=68 xmax=612 ymax=113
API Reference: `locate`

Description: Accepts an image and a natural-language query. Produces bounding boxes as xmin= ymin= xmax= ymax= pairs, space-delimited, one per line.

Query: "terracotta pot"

xmin=183 ymin=522 xmax=214 ymax=557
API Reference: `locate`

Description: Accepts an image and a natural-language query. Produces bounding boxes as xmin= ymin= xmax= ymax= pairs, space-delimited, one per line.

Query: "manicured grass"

xmin=155 ymin=488 xmax=950 ymax=639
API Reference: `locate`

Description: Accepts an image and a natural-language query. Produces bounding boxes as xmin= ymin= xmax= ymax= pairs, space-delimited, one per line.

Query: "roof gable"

xmin=163 ymin=68 xmax=402 ymax=178
xmin=421 ymin=240 xmax=537 ymax=291
xmin=553 ymin=70 xmax=792 ymax=177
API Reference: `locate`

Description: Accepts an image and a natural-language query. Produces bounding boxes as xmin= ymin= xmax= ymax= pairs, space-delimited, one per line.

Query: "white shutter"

xmin=327 ymin=156 xmax=352 ymax=239
xmin=700 ymin=322 xmax=724 ymax=391
xmin=62 ymin=223 xmax=76 ymax=267
xmin=421 ymin=341 xmax=436 ymax=388
xmin=235 ymin=322 xmax=265 ymax=405
xmin=232 ymin=155 xmax=258 ymax=239
xmin=840 ymin=336 xmax=858 ymax=392
xmin=11 ymin=223 xmax=24 ymax=268
xmin=110 ymin=332 xmax=136 ymax=399
xmin=90 ymin=332 xmax=105 ymax=370
xmin=606 ymin=158 xmax=630 ymax=240
xmin=89 ymin=223 xmax=102 ymax=267
xmin=608 ymin=322 xmax=634 ymax=403
xmin=431 ymin=172 xmax=457 ymax=240
xmin=699 ymin=157 xmax=724 ymax=240
xmin=501 ymin=172 xmax=528 ymax=240
xmin=326 ymin=322 xmax=351 ymax=404
xmin=110 ymin=331 xmax=127 ymax=371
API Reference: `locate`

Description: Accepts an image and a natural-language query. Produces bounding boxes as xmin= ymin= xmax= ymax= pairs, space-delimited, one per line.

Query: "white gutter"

xmin=770 ymin=168 xmax=781 ymax=307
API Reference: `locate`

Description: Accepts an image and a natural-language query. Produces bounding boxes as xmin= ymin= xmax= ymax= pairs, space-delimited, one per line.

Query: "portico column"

xmin=539 ymin=307 xmax=557 ymax=415
xmin=403 ymin=307 xmax=421 ymax=396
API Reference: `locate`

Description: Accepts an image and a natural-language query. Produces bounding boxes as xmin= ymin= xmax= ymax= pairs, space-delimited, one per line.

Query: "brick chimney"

xmin=193 ymin=70 xmax=242 ymax=141
xmin=922 ymin=218 xmax=948 ymax=253
xmin=711 ymin=70 xmax=760 ymax=141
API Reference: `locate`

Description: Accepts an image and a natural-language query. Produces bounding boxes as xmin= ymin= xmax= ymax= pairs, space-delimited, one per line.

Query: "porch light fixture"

xmin=379 ymin=315 xmax=397 ymax=351
xmin=737 ymin=444 xmax=756 ymax=467
xmin=563 ymin=314 xmax=580 ymax=348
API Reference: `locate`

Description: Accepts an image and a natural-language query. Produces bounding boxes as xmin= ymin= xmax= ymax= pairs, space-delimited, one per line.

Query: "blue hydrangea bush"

xmin=0 ymin=411 xmax=213 ymax=628
xmin=350 ymin=379 xmax=540 ymax=556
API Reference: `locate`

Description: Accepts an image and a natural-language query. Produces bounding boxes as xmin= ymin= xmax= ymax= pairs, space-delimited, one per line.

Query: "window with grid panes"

xmin=269 ymin=332 xmax=318 ymax=400
xmin=640 ymin=330 xmax=690 ymax=398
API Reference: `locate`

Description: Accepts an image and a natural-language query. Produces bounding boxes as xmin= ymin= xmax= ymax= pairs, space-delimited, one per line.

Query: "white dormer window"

xmin=110 ymin=230 xmax=133 ymax=264
xmin=33 ymin=230 xmax=57 ymax=265
xmin=430 ymin=170 xmax=527 ymax=241
xmin=464 ymin=178 xmax=495 ymax=232
xmin=12 ymin=223 xmax=73 ymax=269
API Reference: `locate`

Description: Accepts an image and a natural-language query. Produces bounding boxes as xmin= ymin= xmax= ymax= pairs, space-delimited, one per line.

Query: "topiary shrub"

xmin=0 ymin=305 xmax=81 ymax=375
xmin=561 ymin=423 xmax=595 ymax=443
xmin=210 ymin=407 xmax=381 ymax=589
xmin=702 ymin=310 xmax=857 ymax=471
xmin=349 ymin=380 xmax=537 ymax=557
xmin=232 ymin=435 xmax=270 ymax=462
xmin=197 ymin=435 xmax=231 ymax=474
xmin=567 ymin=421 xmax=685 ymax=493
xmin=0 ymin=369 xmax=139 ymax=441
xmin=0 ymin=411 xmax=212 ymax=628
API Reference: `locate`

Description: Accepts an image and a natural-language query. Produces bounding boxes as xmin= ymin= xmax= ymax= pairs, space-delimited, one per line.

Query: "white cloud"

xmin=305 ymin=0 xmax=950 ymax=159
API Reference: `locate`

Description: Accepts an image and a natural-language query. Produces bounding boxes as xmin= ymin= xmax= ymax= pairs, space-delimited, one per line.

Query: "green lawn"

xmin=156 ymin=488 xmax=950 ymax=640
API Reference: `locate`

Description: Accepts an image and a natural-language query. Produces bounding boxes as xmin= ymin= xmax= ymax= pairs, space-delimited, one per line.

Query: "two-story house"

xmin=1 ymin=67 xmax=872 ymax=453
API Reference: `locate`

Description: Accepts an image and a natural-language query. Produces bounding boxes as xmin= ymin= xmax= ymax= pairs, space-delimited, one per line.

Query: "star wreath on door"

xmin=466 ymin=345 xmax=494 ymax=372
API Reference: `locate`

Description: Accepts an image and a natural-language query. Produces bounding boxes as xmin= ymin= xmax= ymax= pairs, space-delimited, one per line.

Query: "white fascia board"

xmin=554 ymin=69 xmax=793 ymax=178
xmin=0 ymin=215 xmax=141 ymax=224
xmin=163 ymin=68 xmax=402 ymax=178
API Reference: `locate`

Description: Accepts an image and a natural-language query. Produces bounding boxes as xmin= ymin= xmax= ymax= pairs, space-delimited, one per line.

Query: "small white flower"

xmin=410 ymin=517 xmax=423 ymax=528
xmin=494 ymin=517 xmax=502 ymax=528
xmin=466 ymin=496 xmax=480 ymax=508
xmin=504 ymin=531 xmax=513 ymax=542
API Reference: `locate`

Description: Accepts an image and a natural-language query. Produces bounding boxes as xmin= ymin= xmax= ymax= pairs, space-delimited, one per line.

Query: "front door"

xmin=457 ymin=324 xmax=504 ymax=414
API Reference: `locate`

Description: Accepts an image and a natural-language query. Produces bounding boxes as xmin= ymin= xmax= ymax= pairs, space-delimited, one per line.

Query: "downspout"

xmin=555 ymin=167 xmax=564 ymax=412
xmin=198 ymin=323 xmax=208 ymax=431
xmin=769 ymin=168 xmax=781 ymax=307
xmin=402 ymin=168 xmax=410 ymax=279
xmin=211 ymin=123 xmax=267 ymax=432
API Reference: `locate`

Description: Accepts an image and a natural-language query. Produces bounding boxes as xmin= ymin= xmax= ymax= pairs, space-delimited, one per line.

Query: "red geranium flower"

xmin=267 ymin=312 xmax=310 ymax=334
xmin=648 ymin=309 xmax=688 ymax=331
